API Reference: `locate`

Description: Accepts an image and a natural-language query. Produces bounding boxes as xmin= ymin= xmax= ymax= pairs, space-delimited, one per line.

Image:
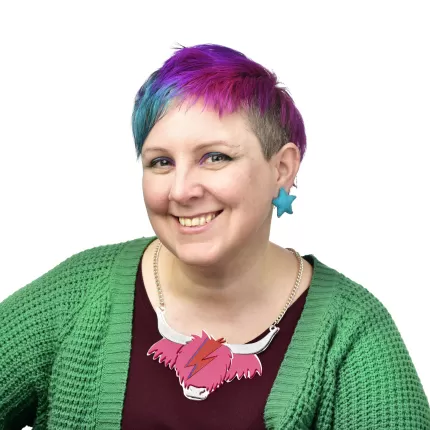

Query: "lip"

xmin=172 ymin=210 xmax=223 ymax=235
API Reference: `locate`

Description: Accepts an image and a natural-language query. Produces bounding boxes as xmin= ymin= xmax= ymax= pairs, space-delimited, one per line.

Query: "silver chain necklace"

xmin=148 ymin=238 xmax=304 ymax=401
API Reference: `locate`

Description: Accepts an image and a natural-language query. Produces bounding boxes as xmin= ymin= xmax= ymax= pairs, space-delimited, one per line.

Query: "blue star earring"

xmin=272 ymin=187 xmax=296 ymax=217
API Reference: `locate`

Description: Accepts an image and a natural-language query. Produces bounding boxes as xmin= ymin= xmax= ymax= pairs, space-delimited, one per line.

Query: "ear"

xmin=271 ymin=142 xmax=301 ymax=195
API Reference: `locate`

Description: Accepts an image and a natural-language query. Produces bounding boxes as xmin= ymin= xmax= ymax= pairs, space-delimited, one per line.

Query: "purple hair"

xmin=132 ymin=44 xmax=306 ymax=161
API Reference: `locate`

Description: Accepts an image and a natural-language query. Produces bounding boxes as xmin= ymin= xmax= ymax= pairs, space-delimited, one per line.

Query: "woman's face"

xmin=141 ymin=100 xmax=277 ymax=266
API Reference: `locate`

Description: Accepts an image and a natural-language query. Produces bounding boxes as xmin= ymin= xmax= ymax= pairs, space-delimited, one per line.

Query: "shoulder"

xmin=305 ymin=254 xmax=398 ymax=343
xmin=44 ymin=235 xmax=155 ymax=298
xmin=309 ymin=254 xmax=390 ymax=316
xmin=26 ymin=238 xmax=128 ymax=295
xmin=2 ymin=236 xmax=155 ymax=326
xmin=38 ymin=235 xmax=155 ymax=283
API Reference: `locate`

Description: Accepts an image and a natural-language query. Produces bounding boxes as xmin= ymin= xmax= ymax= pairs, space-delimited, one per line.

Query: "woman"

xmin=1 ymin=44 xmax=429 ymax=429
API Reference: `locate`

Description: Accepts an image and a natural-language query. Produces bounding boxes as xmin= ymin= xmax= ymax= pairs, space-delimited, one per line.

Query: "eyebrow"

xmin=142 ymin=140 xmax=240 ymax=156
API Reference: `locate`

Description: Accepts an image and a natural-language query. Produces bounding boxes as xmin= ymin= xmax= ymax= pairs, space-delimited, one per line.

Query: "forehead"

xmin=144 ymin=99 xmax=255 ymax=150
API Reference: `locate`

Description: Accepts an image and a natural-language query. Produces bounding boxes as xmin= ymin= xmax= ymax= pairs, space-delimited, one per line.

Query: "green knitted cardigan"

xmin=1 ymin=236 xmax=429 ymax=429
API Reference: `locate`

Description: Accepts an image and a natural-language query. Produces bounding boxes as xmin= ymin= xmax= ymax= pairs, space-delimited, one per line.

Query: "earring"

xmin=272 ymin=187 xmax=296 ymax=217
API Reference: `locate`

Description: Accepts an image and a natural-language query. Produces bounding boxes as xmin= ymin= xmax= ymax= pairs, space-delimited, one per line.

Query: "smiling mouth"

xmin=174 ymin=210 xmax=223 ymax=227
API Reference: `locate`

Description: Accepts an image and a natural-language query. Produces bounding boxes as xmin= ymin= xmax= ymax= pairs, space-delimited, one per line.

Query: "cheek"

xmin=225 ymin=168 xmax=271 ymax=209
xmin=142 ymin=176 xmax=169 ymax=214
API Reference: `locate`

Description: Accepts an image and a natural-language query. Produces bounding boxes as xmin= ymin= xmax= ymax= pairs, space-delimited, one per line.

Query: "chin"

xmin=171 ymin=241 xmax=224 ymax=267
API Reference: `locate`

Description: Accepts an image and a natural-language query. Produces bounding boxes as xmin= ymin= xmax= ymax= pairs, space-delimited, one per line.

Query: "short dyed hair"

xmin=132 ymin=44 xmax=307 ymax=162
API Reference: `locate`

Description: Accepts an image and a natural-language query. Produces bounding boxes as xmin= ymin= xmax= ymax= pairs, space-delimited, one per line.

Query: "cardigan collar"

xmin=96 ymin=236 xmax=337 ymax=429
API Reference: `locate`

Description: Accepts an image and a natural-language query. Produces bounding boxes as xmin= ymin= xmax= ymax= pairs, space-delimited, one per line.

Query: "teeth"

xmin=179 ymin=212 xmax=218 ymax=227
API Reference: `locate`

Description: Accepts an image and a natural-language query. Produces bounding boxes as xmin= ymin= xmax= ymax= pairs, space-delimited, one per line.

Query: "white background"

xmin=1 ymin=0 xmax=428 ymax=422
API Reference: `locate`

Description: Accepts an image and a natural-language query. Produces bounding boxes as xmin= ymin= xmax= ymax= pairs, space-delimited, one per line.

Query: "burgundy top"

xmin=122 ymin=254 xmax=311 ymax=429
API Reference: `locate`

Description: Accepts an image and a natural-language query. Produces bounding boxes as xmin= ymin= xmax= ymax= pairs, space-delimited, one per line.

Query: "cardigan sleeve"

xmin=0 ymin=249 xmax=95 ymax=429
xmin=0 ymin=272 xmax=57 ymax=428
xmin=333 ymin=302 xmax=430 ymax=429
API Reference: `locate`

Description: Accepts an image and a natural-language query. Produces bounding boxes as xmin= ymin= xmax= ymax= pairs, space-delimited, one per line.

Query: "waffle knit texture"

xmin=0 ymin=236 xmax=429 ymax=429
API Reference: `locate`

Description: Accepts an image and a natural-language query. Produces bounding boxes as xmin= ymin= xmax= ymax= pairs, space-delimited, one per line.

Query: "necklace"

xmin=147 ymin=239 xmax=304 ymax=401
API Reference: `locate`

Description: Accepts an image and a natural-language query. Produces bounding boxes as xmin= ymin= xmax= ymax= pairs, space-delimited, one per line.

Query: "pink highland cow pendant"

xmin=148 ymin=308 xmax=279 ymax=400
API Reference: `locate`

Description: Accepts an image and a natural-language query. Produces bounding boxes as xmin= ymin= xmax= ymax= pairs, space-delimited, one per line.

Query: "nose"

xmin=168 ymin=168 xmax=204 ymax=204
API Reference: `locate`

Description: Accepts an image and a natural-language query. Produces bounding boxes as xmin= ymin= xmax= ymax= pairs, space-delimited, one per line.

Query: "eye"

xmin=201 ymin=152 xmax=232 ymax=164
xmin=149 ymin=157 xmax=173 ymax=168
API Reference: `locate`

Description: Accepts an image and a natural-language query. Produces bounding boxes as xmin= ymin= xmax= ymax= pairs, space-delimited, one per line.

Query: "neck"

xmin=161 ymin=237 xmax=277 ymax=309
